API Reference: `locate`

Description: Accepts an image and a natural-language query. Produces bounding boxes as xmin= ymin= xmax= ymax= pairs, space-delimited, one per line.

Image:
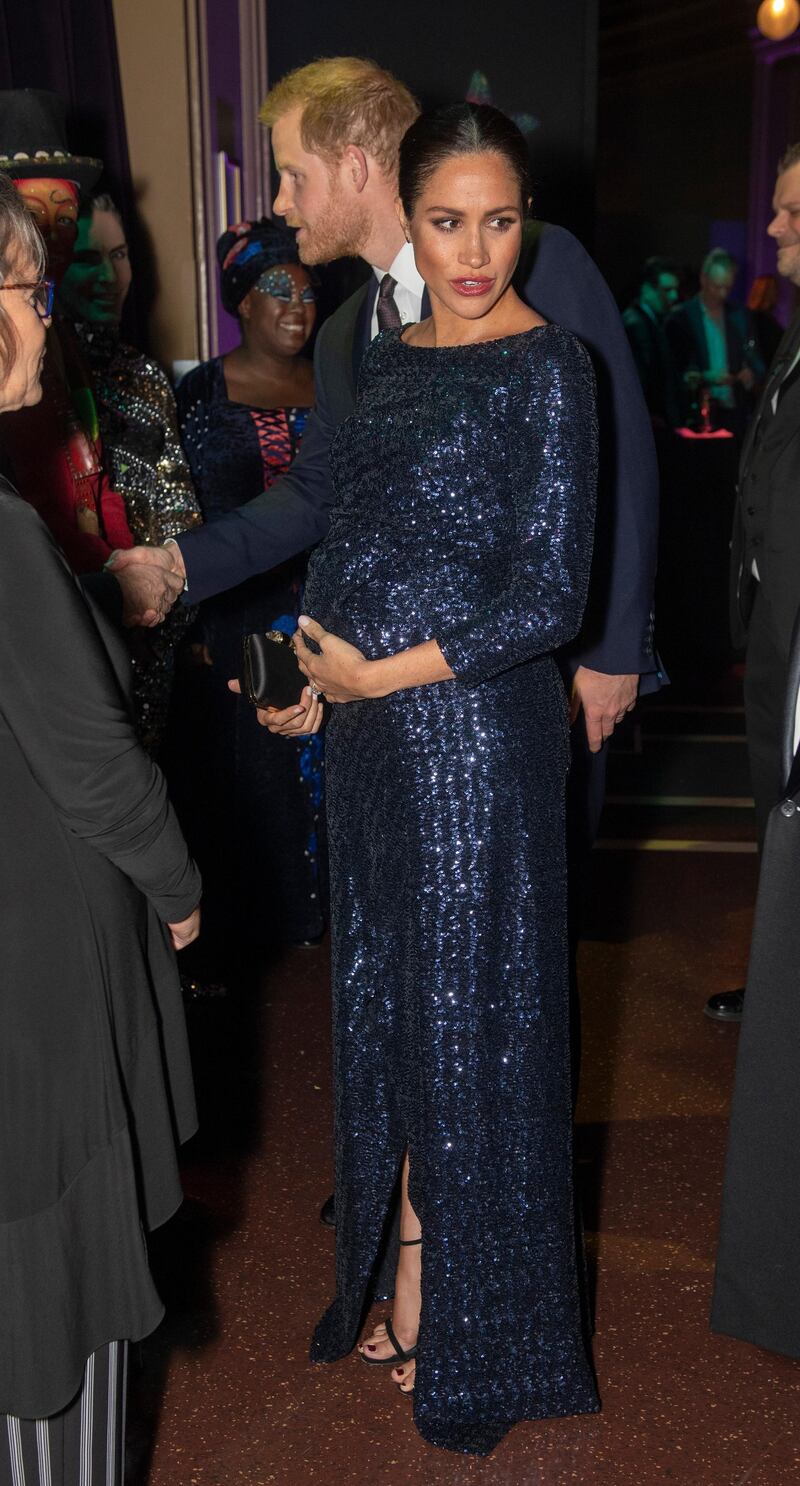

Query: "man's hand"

xmin=106 ymin=544 xmax=186 ymax=627
xmin=168 ymin=905 xmax=201 ymax=951
xmin=107 ymin=541 xmax=186 ymax=582
xmin=570 ymin=667 xmax=638 ymax=754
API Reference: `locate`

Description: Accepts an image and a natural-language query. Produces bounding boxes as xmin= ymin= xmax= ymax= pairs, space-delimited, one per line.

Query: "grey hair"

xmin=701 ymin=246 xmax=737 ymax=277
xmin=0 ymin=172 xmax=47 ymax=384
xmin=0 ymin=172 xmax=46 ymax=285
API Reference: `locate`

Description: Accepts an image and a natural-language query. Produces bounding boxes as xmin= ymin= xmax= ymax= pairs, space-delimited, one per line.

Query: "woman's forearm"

xmin=359 ymin=638 xmax=454 ymax=698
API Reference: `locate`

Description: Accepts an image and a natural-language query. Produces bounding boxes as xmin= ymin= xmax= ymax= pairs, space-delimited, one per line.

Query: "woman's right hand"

xmin=227 ymin=680 xmax=325 ymax=735
xmin=168 ymin=906 xmax=201 ymax=951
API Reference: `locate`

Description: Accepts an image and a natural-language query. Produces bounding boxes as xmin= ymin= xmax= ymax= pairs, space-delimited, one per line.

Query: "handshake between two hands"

xmin=105 ymin=543 xmax=186 ymax=628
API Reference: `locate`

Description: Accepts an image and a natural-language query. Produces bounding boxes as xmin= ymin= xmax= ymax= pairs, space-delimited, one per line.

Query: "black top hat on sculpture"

xmin=0 ymin=89 xmax=101 ymax=193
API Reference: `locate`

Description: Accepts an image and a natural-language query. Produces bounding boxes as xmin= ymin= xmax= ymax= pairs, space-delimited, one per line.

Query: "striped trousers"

xmin=0 ymin=1343 xmax=127 ymax=1486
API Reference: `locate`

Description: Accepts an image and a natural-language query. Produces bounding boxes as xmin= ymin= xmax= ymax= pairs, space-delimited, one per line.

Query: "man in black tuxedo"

xmin=706 ymin=141 xmax=800 ymax=1022
xmin=623 ymin=256 xmax=681 ymax=428
xmin=112 ymin=56 xmax=660 ymax=800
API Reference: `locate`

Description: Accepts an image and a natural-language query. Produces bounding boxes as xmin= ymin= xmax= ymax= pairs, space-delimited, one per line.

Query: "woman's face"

xmin=0 ymin=254 xmax=50 ymax=412
xmin=239 ymin=262 xmax=316 ymax=358
xmin=403 ymin=151 xmax=525 ymax=324
xmin=59 ymin=208 xmax=131 ymax=325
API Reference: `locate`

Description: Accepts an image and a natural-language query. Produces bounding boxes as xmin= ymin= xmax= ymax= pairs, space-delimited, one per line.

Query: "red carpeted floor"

xmin=130 ymin=694 xmax=800 ymax=1484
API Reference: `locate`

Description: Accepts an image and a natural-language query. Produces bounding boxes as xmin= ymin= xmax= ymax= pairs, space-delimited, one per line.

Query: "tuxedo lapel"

xmin=778 ymin=357 xmax=800 ymax=404
xmin=352 ymin=276 xmax=378 ymax=384
xmin=774 ymin=316 xmax=800 ymax=405
xmin=741 ymin=314 xmax=800 ymax=468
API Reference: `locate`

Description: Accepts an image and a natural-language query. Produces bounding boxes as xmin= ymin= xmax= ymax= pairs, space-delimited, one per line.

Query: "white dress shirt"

xmin=369 ymin=240 xmax=425 ymax=340
xmin=772 ymin=341 xmax=800 ymax=414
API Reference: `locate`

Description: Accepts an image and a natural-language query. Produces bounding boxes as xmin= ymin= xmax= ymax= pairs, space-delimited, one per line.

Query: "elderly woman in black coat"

xmin=0 ymin=174 xmax=201 ymax=1483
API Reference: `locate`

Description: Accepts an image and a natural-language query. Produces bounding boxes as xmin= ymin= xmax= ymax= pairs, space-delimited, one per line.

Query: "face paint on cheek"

xmin=15 ymin=178 xmax=79 ymax=281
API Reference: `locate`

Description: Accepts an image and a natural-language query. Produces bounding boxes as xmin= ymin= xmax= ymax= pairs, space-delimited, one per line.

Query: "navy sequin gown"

xmin=304 ymin=325 xmax=599 ymax=1455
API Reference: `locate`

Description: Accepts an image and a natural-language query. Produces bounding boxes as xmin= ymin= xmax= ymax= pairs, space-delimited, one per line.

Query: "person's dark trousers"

xmin=0 ymin=1342 xmax=127 ymax=1486
xmin=744 ymin=585 xmax=790 ymax=851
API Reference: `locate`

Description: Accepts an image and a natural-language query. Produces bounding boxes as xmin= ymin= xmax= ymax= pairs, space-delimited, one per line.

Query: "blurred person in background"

xmin=666 ymin=247 xmax=764 ymax=437
xmin=623 ymin=255 xmax=682 ymax=429
xmin=58 ymin=191 xmax=202 ymax=752
xmin=175 ymin=218 xmax=326 ymax=956
xmin=0 ymin=170 xmax=200 ymax=1486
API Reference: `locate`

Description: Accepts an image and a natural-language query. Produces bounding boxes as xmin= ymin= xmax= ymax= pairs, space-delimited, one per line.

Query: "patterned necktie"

xmin=377 ymin=273 xmax=402 ymax=331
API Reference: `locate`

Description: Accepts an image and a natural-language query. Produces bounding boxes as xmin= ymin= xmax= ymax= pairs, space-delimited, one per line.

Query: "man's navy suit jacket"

xmin=177 ymin=221 xmax=660 ymax=684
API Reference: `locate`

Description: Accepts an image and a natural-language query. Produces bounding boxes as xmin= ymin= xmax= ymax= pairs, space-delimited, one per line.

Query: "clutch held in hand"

xmin=240 ymin=630 xmax=307 ymax=711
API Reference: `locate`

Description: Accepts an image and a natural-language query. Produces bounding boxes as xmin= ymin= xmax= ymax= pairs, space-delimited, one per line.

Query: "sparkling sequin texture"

xmin=304 ymin=325 xmax=599 ymax=1455
xmin=74 ymin=324 xmax=203 ymax=751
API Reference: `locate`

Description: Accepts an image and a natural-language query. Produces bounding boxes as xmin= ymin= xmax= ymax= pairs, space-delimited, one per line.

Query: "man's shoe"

xmin=319 ymin=1194 xmax=336 ymax=1227
xmin=704 ymin=988 xmax=745 ymax=1022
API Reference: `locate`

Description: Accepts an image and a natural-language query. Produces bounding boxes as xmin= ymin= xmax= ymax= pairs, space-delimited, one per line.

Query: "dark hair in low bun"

xmin=398 ymin=102 xmax=532 ymax=219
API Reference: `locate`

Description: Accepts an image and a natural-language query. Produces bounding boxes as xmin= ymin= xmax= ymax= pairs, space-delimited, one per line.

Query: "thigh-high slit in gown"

xmin=304 ymin=324 xmax=599 ymax=1455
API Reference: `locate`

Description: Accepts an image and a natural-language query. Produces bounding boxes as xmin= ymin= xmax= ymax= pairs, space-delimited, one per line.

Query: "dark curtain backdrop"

xmin=266 ymin=0 xmax=599 ymax=246
xmin=0 ymin=0 xmax=147 ymax=344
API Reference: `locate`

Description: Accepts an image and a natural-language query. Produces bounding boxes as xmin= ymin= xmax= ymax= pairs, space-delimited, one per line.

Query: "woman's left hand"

xmin=294 ymin=615 xmax=372 ymax=703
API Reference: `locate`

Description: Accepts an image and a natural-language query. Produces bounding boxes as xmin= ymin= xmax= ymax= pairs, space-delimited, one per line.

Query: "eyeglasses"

xmin=0 ymin=278 xmax=55 ymax=320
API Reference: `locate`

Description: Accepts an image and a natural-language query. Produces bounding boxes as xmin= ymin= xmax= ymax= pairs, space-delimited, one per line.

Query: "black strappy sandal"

xmin=358 ymin=1237 xmax=421 ymax=1367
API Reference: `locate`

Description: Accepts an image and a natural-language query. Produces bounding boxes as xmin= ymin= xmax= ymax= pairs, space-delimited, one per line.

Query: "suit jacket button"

xmin=780 ymin=799 xmax=797 ymax=818
xmin=747 ymin=506 xmax=756 ymax=516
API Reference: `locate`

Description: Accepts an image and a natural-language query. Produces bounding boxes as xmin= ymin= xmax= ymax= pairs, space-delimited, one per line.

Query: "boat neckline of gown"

xmin=395 ymin=321 xmax=556 ymax=351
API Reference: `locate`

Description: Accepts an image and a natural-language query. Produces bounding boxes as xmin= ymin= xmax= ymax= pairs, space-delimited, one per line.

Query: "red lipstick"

xmin=450 ymin=277 xmax=495 ymax=297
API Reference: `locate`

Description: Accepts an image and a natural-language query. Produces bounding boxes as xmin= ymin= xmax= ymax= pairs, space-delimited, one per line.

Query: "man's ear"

xmin=341 ymin=144 xmax=369 ymax=193
xmin=395 ymin=197 xmax=411 ymax=242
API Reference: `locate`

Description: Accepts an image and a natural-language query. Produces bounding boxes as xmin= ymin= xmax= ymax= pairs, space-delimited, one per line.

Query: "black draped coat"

xmin=0 ymin=480 xmax=200 ymax=1418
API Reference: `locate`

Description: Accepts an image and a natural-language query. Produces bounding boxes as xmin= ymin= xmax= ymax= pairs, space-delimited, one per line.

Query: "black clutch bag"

xmin=239 ymin=630 xmax=306 ymax=710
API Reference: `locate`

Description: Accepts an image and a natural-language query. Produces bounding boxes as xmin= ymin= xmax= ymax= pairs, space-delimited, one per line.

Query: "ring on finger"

xmin=309 ymin=683 xmax=322 ymax=699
